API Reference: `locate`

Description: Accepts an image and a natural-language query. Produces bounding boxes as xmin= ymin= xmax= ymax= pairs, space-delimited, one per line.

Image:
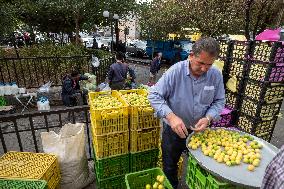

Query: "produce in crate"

xmin=229 ymin=61 xmax=244 ymax=77
xmin=253 ymin=43 xmax=272 ymax=62
xmin=145 ymin=175 xmax=165 ymax=189
xmin=91 ymin=95 xmax=123 ymax=109
xmin=122 ymin=92 xmax=150 ymax=106
xmin=188 ymin=128 xmax=263 ymax=171
xmin=80 ymin=73 xmax=97 ymax=91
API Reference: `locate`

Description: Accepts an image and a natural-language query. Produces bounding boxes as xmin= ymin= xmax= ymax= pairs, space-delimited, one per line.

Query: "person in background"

xmin=261 ymin=145 xmax=284 ymax=189
xmin=23 ymin=32 xmax=31 ymax=47
xmin=148 ymin=52 xmax=162 ymax=86
xmin=92 ymin=38 xmax=98 ymax=49
xmin=108 ymin=52 xmax=135 ymax=90
xmin=148 ymin=37 xmax=225 ymax=188
xmin=61 ymin=70 xmax=90 ymax=107
xmin=77 ymin=35 xmax=84 ymax=46
xmin=122 ymin=53 xmax=136 ymax=89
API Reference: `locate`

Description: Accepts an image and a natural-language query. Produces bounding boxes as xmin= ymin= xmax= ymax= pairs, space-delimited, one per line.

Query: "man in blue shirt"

xmin=148 ymin=37 xmax=225 ymax=188
xmin=108 ymin=52 xmax=135 ymax=90
xmin=148 ymin=52 xmax=162 ymax=85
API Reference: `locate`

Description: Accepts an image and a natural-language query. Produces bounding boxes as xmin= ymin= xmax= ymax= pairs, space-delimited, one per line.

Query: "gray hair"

xmin=192 ymin=37 xmax=220 ymax=57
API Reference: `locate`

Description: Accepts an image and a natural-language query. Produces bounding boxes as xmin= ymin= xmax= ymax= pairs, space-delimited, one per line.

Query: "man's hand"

xmin=191 ymin=117 xmax=210 ymax=132
xmin=166 ymin=113 xmax=188 ymax=138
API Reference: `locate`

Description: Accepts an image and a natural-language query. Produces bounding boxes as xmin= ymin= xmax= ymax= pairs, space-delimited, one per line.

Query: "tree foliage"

xmin=1 ymin=0 xmax=137 ymax=36
xmin=0 ymin=0 xmax=19 ymax=38
xmin=242 ymin=0 xmax=284 ymax=40
xmin=139 ymin=0 xmax=284 ymax=40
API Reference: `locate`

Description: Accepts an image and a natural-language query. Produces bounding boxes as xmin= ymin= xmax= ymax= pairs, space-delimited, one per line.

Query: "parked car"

xmin=126 ymin=40 xmax=148 ymax=58
xmin=97 ymin=38 xmax=111 ymax=51
xmin=81 ymin=36 xmax=94 ymax=48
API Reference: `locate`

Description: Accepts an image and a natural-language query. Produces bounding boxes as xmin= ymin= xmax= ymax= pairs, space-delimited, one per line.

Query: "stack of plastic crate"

xmin=210 ymin=107 xmax=236 ymax=128
xmin=119 ymin=89 xmax=160 ymax=172
xmin=89 ymin=90 xmax=129 ymax=189
xmin=223 ymin=41 xmax=251 ymax=111
xmin=186 ymin=153 xmax=244 ymax=189
xmin=237 ymin=41 xmax=284 ymax=142
xmin=0 ymin=152 xmax=60 ymax=189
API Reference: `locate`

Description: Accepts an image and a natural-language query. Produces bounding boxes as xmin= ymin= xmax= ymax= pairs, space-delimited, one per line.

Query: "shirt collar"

xmin=186 ymin=60 xmax=208 ymax=81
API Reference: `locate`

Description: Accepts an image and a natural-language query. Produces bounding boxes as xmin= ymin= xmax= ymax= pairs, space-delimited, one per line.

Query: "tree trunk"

xmin=75 ymin=12 xmax=79 ymax=46
xmin=244 ymin=0 xmax=254 ymax=41
xmin=115 ymin=20 xmax=119 ymax=45
xmin=276 ymin=2 xmax=284 ymax=27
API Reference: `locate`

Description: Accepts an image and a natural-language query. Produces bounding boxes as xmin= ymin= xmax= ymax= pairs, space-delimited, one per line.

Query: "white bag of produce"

xmin=91 ymin=55 xmax=100 ymax=67
xmin=0 ymin=84 xmax=4 ymax=96
xmin=4 ymin=84 xmax=12 ymax=95
xmin=41 ymin=123 xmax=94 ymax=189
xmin=11 ymin=83 xmax=19 ymax=95
xmin=38 ymin=81 xmax=52 ymax=93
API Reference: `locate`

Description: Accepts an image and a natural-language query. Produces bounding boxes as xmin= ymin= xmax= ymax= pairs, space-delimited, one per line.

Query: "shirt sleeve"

xmin=108 ymin=66 xmax=114 ymax=82
xmin=148 ymin=68 xmax=175 ymax=118
xmin=206 ymin=72 xmax=226 ymax=121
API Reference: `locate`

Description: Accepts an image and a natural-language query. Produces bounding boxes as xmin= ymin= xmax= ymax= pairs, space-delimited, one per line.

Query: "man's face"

xmin=189 ymin=50 xmax=216 ymax=77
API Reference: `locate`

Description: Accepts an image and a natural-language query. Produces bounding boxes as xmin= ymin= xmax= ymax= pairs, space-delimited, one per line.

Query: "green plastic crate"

xmin=125 ymin=167 xmax=173 ymax=189
xmin=186 ymin=153 xmax=245 ymax=189
xmin=0 ymin=97 xmax=6 ymax=107
xmin=0 ymin=179 xmax=47 ymax=189
xmin=207 ymin=175 xmax=238 ymax=189
xmin=97 ymin=175 xmax=126 ymax=189
xmin=130 ymin=149 xmax=159 ymax=172
xmin=94 ymin=153 xmax=130 ymax=180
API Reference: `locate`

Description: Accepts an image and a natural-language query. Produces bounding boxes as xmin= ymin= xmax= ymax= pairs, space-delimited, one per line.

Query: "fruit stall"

xmin=0 ymin=40 xmax=283 ymax=189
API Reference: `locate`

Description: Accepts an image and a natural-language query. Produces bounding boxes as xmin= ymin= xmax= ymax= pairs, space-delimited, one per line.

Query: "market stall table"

xmin=14 ymin=93 xmax=37 ymax=113
xmin=186 ymin=128 xmax=279 ymax=188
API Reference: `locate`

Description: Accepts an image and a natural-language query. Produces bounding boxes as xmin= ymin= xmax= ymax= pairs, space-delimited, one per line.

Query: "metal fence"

xmin=0 ymin=56 xmax=114 ymax=88
xmin=0 ymin=105 xmax=94 ymax=160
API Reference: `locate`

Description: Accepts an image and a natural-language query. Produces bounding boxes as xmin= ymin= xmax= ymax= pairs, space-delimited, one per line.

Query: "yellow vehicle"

xmin=168 ymin=28 xmax=202 ymax=41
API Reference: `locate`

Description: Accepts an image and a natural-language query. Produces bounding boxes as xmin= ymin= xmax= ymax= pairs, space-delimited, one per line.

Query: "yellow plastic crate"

xmin=92 ymin=131 xmax=129 ymax=158
xmin=130 ymin=127 xmax=161 ymax=152
xmin=90 ymin=113 xmax=128 ymax=135
xmin=0 ymin=152 xmax=60 ymax=189
xmin=119 ymin=89 xmax=160 ymax=130
xmin=88 ymin=90 xmax=128 ymax=133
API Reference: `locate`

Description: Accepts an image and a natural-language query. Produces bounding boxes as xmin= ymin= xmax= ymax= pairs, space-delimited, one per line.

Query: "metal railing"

xmin=0 ymin=56 xmax=114 ymax=88
xmin=0 ymin=105 xmax=94 ymax=160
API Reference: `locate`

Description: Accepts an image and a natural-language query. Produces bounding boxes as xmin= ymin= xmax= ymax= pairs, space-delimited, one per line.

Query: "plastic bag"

xmin=37 ymin=96 xmax=50 ymax=111
xmin=213 ymin=59 xmax=224 ymax=73
xmin=97 ymin=82 xmax=111 ymax=91
xmin=91 ymin=55 xmax=100 ymax=67
xmin=38 ymin=81 xmax=52 ymax=93
xmin=226 ymin=76 xmax=237 ymax=92
xmin=41 ymin=123 xmax=94 ymax=189
xmin=102 ymin=83 xmax=111 ymax=91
